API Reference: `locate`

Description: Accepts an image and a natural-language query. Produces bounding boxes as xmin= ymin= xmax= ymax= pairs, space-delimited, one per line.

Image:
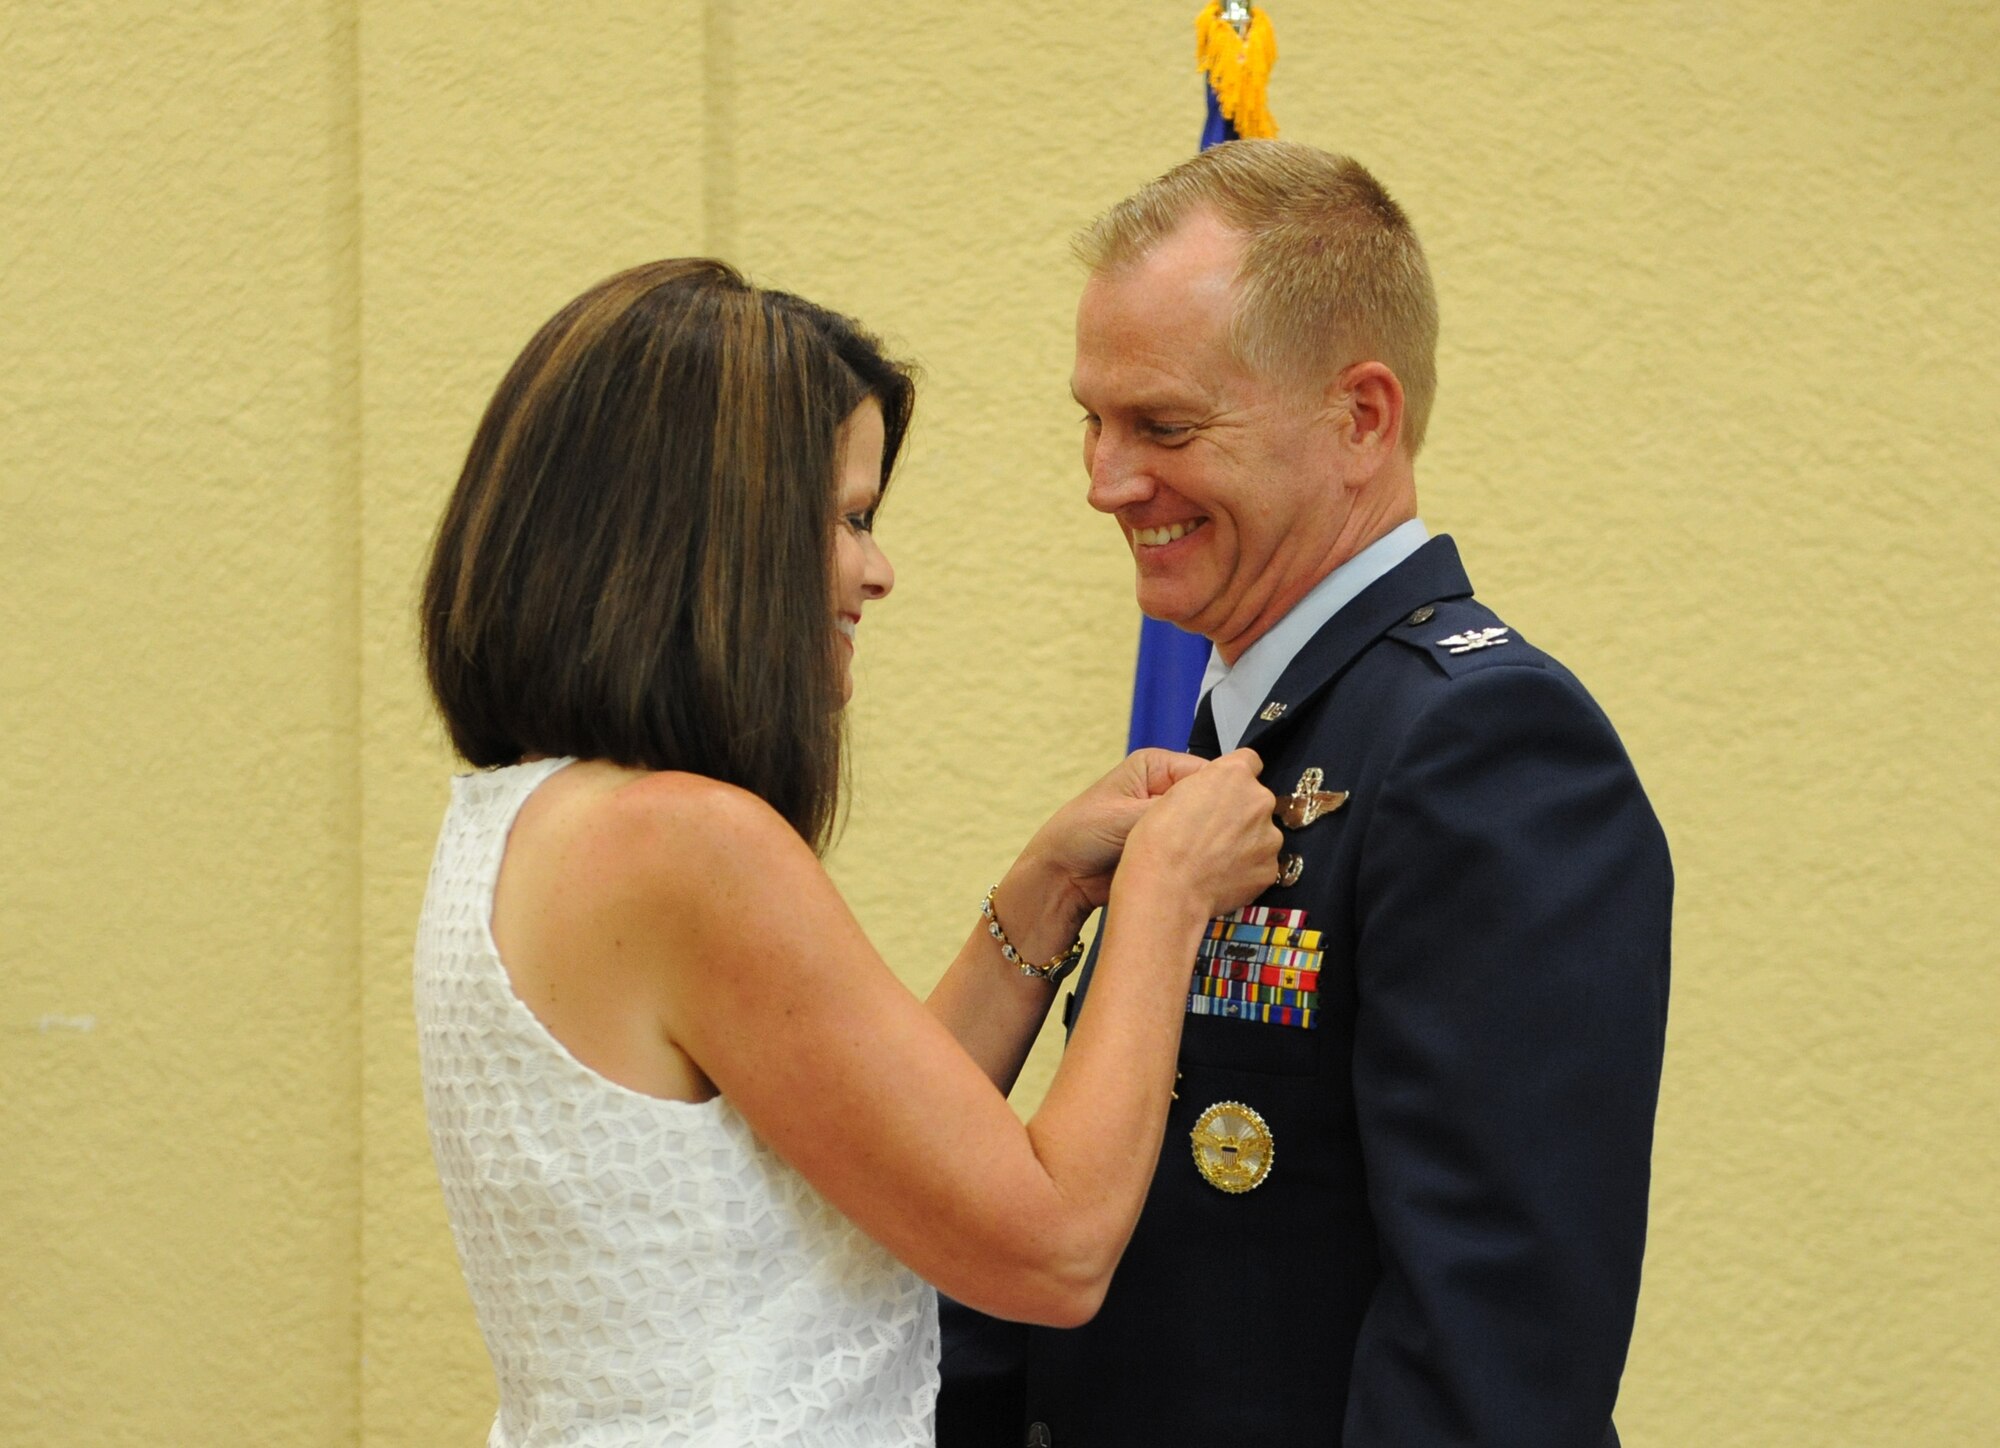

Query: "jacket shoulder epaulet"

xmin=1383 ymin=597 xmax=1547 ymax=679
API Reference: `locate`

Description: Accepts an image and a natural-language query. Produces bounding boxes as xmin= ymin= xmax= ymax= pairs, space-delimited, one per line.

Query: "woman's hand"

xmin=1015 ymin=749 xmax=1209 ymax=918
xmin=981 ymin=751 xmax=1206 ymax=968
xmin=1117 ymin=748 xmax=1281 ymax=925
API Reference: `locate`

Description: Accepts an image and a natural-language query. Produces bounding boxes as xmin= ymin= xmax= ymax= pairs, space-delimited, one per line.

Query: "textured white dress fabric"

xmin=415 ymin=759 xmax=939 ymax=1447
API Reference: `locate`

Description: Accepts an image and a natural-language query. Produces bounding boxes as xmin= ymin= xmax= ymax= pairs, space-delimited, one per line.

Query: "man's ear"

xmin=1330 ymin=361 xmax=1405 ymax=460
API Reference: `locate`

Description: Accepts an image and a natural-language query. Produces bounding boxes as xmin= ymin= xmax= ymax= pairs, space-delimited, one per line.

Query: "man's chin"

xmin=1135 ymin=595 xmax=1206 ymax=636
xmin=1132 ymin=563 xmax=1217 ymax=635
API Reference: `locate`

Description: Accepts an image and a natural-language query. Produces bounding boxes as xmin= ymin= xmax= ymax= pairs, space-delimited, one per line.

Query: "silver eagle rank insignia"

xmin=1436 ymin=626 xmax=1511 ymax=655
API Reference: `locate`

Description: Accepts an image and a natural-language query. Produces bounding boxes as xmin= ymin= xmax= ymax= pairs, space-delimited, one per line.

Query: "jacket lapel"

xmin=1236 ymin=535 xmax=1474 ymax=757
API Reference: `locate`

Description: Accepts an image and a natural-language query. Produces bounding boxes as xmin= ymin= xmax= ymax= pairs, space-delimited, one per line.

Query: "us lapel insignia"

xmin=1437 ymin=626 xmax=1511 ymax=654
xmin=1257 ymin=701 xmax=1287 ymax=722
xmin=1191 ymin=1100 xmax=1274 ymax=1193
xmin=1279 ymin=766 xmax=1349 ymax=829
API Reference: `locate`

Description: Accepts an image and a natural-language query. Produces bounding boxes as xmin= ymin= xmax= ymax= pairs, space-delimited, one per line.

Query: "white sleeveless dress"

xmin=414 ymin=758 xmax=939 ymax=1447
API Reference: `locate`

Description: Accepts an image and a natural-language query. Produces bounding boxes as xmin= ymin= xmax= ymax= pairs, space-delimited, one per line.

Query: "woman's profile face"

xmin=830 ymin=398 xmax=894 ymax=702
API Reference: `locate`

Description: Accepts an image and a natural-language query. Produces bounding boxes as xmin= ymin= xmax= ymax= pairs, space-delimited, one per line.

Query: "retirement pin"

xmin=1278 ymin=766 xmax=1349 ymax=830
xmin=1190 ymin=1100 xmax=1274 ymax=1193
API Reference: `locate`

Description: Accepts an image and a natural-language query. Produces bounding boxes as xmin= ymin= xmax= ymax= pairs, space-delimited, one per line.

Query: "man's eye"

xmin=1145 ymin=422 xmax=1193 ymax=441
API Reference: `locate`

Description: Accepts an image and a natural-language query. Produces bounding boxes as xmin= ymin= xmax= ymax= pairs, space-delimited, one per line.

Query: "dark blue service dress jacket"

xmin=937 ymin=536 xmax=1673 ymax=1448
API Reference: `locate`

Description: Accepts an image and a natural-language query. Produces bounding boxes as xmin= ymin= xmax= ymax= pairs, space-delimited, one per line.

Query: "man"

xmin=938 ymin=141 xmax=1672 ymax=1447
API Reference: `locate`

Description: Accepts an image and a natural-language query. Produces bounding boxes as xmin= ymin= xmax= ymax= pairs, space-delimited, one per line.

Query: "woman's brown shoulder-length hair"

xmin=420 ymin=258 xmax=914 ymax=851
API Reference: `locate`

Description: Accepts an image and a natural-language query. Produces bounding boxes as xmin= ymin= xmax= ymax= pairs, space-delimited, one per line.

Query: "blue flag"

xmin=1126 ymin=613 xmax=1213 ymax=753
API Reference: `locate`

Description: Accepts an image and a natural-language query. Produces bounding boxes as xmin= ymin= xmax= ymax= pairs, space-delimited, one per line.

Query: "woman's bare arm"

xmin=603 ymin=760 xmax=1274 ymax=1326
xmin=922 ymin=748 xmax=1209 ymax=1092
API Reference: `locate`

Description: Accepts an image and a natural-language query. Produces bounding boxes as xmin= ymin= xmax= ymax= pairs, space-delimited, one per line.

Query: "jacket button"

xmin=1025 ymin=1423 xmax=1052 ymax=1447
xmin=1406 ymin=604 xmax=1436 ymax=626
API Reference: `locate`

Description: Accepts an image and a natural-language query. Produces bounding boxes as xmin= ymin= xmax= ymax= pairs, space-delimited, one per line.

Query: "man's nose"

xmin=1085 ymin=434 xmax=1154 ymax=515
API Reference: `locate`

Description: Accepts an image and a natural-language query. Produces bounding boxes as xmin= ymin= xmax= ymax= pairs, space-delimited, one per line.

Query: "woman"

xmin=415 ymin=258 xmax=1278 ymax=1446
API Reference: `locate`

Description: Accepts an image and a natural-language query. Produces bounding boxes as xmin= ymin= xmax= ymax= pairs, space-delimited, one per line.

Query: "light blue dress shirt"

xmin=1201 ymin=518 xmax=1430 ymax=753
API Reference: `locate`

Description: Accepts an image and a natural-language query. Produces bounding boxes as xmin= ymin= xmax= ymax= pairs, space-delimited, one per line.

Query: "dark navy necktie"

xmin=1186 ymin=689 xmax=1221 ymax=760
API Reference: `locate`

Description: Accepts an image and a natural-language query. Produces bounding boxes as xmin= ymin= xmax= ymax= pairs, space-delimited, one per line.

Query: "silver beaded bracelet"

xmin=982 ymin=883 xmax=1086 ymax=984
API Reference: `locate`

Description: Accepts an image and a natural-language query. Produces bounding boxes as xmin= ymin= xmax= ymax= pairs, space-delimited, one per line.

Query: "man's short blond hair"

xmin=1077 ymin=140 xmax=1440 ymax=456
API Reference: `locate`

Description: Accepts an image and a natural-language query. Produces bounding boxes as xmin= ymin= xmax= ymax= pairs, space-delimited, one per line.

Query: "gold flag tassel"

xmin=1195 ymin=3 xmax=1279 ymax=140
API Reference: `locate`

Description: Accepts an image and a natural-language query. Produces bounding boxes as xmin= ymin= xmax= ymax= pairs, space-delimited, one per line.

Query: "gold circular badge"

xmin=1190 ymin=1100 xmax=1274 ymax=1193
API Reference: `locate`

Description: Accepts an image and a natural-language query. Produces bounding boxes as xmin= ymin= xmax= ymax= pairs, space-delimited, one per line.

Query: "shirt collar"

xmin=1202 ymin=518 xmax=1430 ymax=752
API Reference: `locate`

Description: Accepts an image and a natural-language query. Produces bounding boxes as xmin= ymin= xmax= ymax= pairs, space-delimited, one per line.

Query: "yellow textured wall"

xmin=3 ymin=4 xmax=1994 ymax=1446
xmin=1 ymin=3 xmax=363 ymax=1442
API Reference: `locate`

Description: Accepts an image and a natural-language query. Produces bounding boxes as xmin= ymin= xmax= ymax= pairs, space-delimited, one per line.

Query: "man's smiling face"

xmin=1073 ymin=209 xmax=1354 ymax=663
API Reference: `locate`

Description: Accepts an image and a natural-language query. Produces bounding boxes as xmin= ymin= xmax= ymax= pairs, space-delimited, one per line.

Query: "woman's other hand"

xmin=1117 ymin=748 xmax=1281 ymax=925
xmin=1016 ymin=749 xmax=1208 ymax=920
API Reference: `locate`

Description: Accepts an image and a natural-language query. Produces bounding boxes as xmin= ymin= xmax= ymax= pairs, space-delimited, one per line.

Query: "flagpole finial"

xmin=1196 ymin=4 xmax=1278 ymax=140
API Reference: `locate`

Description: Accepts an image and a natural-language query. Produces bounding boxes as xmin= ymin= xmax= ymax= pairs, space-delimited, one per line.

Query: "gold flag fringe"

xmin=1195 ymin=3 xmax=1278 ymax=140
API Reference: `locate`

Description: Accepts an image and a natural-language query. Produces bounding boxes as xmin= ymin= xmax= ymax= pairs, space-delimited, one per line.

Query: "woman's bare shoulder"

xmin=547 ymin=765 xmax=821 ymax=906
xmin=611 ymin=769 xmax=801 ymax=846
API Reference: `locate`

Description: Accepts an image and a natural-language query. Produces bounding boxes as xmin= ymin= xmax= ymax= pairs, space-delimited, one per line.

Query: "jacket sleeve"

xmin=1343 ymin=662 xmax=1672 ymax=1447
xmin=935 ymin=1292 xmax=1027 ymax=1448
